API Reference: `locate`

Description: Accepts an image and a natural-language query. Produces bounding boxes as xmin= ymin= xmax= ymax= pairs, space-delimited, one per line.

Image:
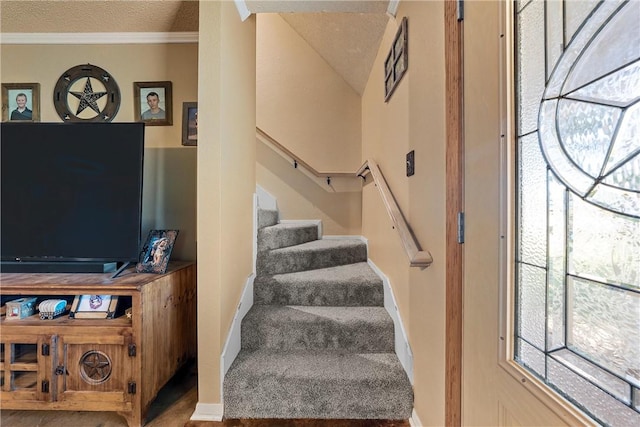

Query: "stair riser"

xmin=241 ymin=317 xmax=394 ymax=352
xmin=224 ymin=378 xmax=413 ymax=419
xmin=257 ymin=245 xmax=367 ymax=275
xmin=257 ymin=225 xmax=319 ymax=252
xmin=254 ymin=281 xmax=383 ymax=306
xmin=258 ymin=209 xmax=278 ymax=229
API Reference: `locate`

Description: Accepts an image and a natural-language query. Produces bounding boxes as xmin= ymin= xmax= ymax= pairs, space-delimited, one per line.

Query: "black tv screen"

xmin=1 ymin=122 xmax=144 ymax=272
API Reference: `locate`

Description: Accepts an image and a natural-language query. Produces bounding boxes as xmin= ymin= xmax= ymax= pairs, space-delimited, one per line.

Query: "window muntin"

xmin=514 ymin=0 xmax=640 ymax=425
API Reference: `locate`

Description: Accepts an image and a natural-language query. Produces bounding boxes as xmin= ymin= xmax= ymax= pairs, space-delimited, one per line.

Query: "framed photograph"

xmin=133 ymin=81 xmax=173 ymax=126
xmin=182 ymin=102 xmax=198 ymax=146
xmin=136 ymin=229 xmax=179 ymax=274
xmin=69 ymin=295 xmax=119 ymax=319
xmin=2 ymin=83 xmax=40 ymax=122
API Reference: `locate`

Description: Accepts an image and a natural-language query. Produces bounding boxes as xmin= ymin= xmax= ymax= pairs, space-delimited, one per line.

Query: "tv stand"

xmin=1 ymin=261 xmax=117 ymax=274
xmin=0 ymin=262 xmax=196 ymax=427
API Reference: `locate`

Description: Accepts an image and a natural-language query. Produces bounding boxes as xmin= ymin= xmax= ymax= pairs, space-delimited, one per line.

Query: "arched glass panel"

xmin=514 ymin=0 xmax=640 ymax=424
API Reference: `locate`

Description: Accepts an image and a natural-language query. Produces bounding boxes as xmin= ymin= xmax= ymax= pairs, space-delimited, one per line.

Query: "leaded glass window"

xmin=514 ymin=0 xmax=640 ymax=425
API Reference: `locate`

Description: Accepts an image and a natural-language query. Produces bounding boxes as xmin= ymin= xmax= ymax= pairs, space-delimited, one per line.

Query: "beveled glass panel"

xmin=604 ymin=102 xmax=640 ymax=176
xmin=544 ymin=0 xmax=624 ymax=99
xmin=539 ymin=100 xmax=595 ymax=196
xmin=516 ymin=0 xmax=545 ymax=135
xmin=564 ymin=0 xmax=599 ymax=47
xmin=517 ymin=262 xmax=546 ymax=350
xmin=547 ymin=173 xmax=565 ymax=351
xmin=567 ymin=277 xmax=640 ymax=384
xmin=518 ymin=133 xmax=547 ymax=266
xmin=603 ymin=153 xmax=640 ymax=192
xmin=589 ymin=182 xmax=640 ymax=219
xmin=564 ymin=1 xmax=640 ymax=95
xmin=548 ymin=357 xmax=640 ymax=426
xmin=550 ymin=348 xmax=631 ymax=404
xmin=557 ymin=99 xmax=619 ymax=178
xmin=545 ymin=0 xmax=563 ymax=81
xmin=516 ymin=337 xmax=545 ymax=378
xmin=568 ymin=61 xmax=640 ymax=107
xmin=568 ymin=194 xmax=640 ymax=289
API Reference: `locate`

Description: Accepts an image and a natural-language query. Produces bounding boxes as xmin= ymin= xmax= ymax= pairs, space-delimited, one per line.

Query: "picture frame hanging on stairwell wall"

xmin=384 ymin=17 xmax=408 ymax=102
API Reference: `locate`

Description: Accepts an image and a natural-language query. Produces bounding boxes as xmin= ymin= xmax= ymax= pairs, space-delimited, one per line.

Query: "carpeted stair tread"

xmin=241 ymin=305 xmax=394 ymax=351
xmin=254 ymin=262 xmax=383 ymax=306
xmin=257 ymin=239 xmax=367 ymax=275
xmin=258 ymin=221 xmax=319 ymax=252
xmin=223 ymin=350 xmax=413 ymax=419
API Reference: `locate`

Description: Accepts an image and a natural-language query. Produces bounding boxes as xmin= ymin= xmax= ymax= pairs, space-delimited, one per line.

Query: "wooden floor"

xmin=1 ymin=360 xmax=410 ymax=427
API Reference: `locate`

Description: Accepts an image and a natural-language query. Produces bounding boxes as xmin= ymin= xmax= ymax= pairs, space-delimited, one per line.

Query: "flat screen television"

xmin=1 ymin=122 xmax=145 ymax=274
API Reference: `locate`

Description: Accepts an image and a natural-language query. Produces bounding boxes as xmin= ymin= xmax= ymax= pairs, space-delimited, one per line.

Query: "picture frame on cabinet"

xmin=181 ymin=102 xmax=197 ymax=146
xmin=136 ymin=229 xmax=179 ymax=274
xmin=69 ymin=295 xmax=119 ymax=319
xmin=134 ymin=81 xmax=173 ymax=126
xmin=2 ymin=82 xmax=40 ymax=122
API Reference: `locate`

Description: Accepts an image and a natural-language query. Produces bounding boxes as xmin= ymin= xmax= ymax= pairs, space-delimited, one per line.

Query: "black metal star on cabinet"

xmin=54 ymin=64 xmax=120 ymax=122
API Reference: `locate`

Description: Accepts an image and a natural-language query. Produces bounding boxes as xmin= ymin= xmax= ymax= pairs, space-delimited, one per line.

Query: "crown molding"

xmin=0 ymin=32 xmax=198 ymax=45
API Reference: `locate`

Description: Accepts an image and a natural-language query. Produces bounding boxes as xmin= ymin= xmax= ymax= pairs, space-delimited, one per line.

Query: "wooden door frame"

xmin=444 ymin=0 xmax=464 ymax=425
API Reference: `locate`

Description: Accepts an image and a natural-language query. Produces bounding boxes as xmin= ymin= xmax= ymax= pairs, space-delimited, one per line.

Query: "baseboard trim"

xmin=368 ymin=259 xmax=414 ymax=384
xmin=409 ymin=409 xmax=423 ymax=426
xmin=190 ymin=402 xmax=224 ymax=422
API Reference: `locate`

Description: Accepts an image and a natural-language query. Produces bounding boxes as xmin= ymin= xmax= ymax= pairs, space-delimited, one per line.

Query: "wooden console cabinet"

xmin=0 ymin=262 xmax=196 ymax=427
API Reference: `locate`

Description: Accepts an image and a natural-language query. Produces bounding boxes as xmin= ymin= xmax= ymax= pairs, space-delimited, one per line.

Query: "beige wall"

xmin=257 ymin=13 xmax=361 ymax=173
xmin=361 ymin=1 xmax=447 ymax=425
xmin=0 ymin=43 xmax=198 ymax=261
xmin=256 ymin=140 xmax=362 ymax=235
xmin=196 ymin=1 xmax=256 ymax=404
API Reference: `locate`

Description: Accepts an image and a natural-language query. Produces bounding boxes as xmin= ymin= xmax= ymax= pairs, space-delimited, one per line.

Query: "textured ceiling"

xmin=1 ymin=0 xmax=389 ymax=94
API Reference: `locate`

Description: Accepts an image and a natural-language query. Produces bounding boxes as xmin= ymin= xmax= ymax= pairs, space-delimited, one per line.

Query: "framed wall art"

xmin=2 ymin=82 xmax=40 ymax=122
xmin=69 ymin=295 xmax=119 ymax=319
xmin=384 ymin=17 xmax=408 ymax=102
xmin=136 ymin=229 xmax=179 ymax=274
xmin=134 ymin=81 xmax=173 ymax=126
xmin=182 ymin=102 xmax=198 ymax=146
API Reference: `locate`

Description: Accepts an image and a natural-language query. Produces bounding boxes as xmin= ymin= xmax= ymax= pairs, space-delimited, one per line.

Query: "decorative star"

xmin=82 ymin=352 xmax=111 ymax=381
xmin=70 ymin=77 xmax=107 ymax=116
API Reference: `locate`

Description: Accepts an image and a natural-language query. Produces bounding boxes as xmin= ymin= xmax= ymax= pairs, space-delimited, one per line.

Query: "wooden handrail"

xmin=256 ymin=127 xmax=432 ymax=268
xmin=256 ymin=127 xmax=354 ymax=180
xmin=358 ymin=159 xmax=433 ymax=268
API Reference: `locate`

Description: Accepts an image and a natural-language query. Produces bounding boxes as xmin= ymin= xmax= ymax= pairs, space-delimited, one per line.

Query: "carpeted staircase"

xmin=223 ymin=208 xmax=413 ymax=420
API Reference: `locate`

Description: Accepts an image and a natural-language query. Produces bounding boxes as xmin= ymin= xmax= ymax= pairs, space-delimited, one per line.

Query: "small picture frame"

xmin=2 ymin=83 xmax=40 ymax=122
xmin=69 ymin=295 xmax=119 ymax=319
xmin=134 ymin=81 xmax=173 ymax=126
xmin=136 ymin=229 xmax=179 ymax=274
xmin=182 ymin=102 xmax=198 ymax=146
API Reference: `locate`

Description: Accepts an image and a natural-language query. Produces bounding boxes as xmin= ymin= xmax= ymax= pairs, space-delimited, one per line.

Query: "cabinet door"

xmin=0 ymin=334 xmax=52 ymax=403
xmin=55 ymin=334 xmax=133 ymax=411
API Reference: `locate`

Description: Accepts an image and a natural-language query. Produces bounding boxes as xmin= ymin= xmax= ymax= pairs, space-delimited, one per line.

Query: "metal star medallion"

xmin=80 ymin=351 xmax=112 ymax=384
xmin=70 ymin=77 xmax=107 ymax=116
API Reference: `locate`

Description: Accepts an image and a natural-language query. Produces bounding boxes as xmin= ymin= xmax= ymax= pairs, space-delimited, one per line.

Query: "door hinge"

xmin=128 ymin=343 xmax=137 ymax=357
xmin=128 ymin=381 xmax=137 ymax=394
xmin=457 ymin=0 xmax=464 ymax=21
xmin=457 ymin=212 xmax=465 ymax=244
xmin=41 ymin=343 xmax=50 ymax=356
xmin=41 ymin=380 xmax=49 ymax=393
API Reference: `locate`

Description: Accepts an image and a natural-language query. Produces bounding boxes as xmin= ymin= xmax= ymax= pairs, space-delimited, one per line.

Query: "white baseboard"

xmin=367 ymin=259 xmax=414 ymax=384
xmin=256 ymin=185 xmax=277 ymax=211
xmin=409 ymin=409 xmax=423 ymax=426
xmin=190 ymin=402 xmax=224 ymax=422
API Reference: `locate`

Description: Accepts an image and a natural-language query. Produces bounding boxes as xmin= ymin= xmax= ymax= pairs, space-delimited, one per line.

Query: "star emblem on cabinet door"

xmin=79 ymin=350 xmax=112 ymax=384
xmin=54 ymin=64 xmax=120 ymax=122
